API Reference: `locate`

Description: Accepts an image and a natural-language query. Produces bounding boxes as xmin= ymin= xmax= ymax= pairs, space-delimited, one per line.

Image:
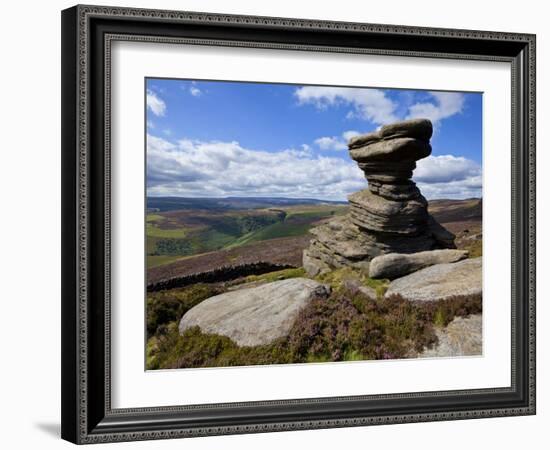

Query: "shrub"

xmin=146 ymin=283 xmax=222 ymax=337
xmin=148 ymin=282 xmax=482 ymax=370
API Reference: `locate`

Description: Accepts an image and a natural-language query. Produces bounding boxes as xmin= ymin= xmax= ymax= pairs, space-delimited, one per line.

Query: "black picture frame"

xmin=61 ymin=4 xmax=536 ymax=444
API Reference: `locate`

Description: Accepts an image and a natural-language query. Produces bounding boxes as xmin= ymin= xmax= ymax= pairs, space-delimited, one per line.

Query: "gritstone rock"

xmin=384 ymin=257 xmax=482 ymax=302
xmin=303 ymin=118 xmax=456 ymax=276
xmin=369 ymin=249 xmax=469 ymax=280
xmin=179 ymin=278 xmax=331 ymax=347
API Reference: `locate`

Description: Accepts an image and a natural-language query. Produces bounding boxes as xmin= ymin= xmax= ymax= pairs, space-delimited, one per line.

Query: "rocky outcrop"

xmin=303 ymin=119 xmax=456 ymax=276
xmin=418 ymin=314 xmax=482 ymax=357
xmin=179 ymin=278 xmax=331 ymax=347
xmin=384 ymin=257 xmax=482 ymax=302
xmin=369 ymin=249 xmax=469 ymax=280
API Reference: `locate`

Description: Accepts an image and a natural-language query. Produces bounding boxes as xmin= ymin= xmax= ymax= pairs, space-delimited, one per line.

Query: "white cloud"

xmin=414 ymin=154 xmax=481 ymax=199
xmin=147 ymin=134 xmax=365 ymax=200
xmin=146 ymin=89 xmax=166 ymax=117
xmin=147 ymin=135 xmax=481 ymax=201
xmin=417 ymin=177 xmax=482 ymax=200
xmin=342 ymin=130 xmax=361 ymax=141
xmin=314 ymin=136 xmax=347 ymax=151
xmin=190 ymin=86 xmax=202 ymax=97
xmin=295 ymin=86 xmax=399 ymax=125
xmin=414 ymin=154 xmax=481 ymax=183
xmin=314 ymin=130 xmax=363 ymax=151
xmin=407 ymin=91 xmax=465 ymax=123
xmin=296 ymin=87 xmax=466 ymax=127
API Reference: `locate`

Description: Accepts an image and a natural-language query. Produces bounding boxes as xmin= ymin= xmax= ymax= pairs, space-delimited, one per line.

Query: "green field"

xmin=146 ymin=204 xmax=347 ymax=268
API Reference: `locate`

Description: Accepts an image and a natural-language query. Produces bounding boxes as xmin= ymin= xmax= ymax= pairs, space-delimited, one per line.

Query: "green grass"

xmin=146 ymin=222 xmax=188 ymax=239
xmin=226 ymin=211 xmax=332 ymax=247
xmin=146 ymin=207 xmax=345 ymax=263
xmin=244 ymin=267 xmax=306 ymax=284
xmin=316 ymin=267 xmax=389 ymax=298
xmin=146 ymin=214 xmax=165 ymax=223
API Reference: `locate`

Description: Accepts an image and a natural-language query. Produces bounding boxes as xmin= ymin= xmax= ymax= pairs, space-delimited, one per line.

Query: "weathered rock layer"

xmin=303 ymin=118 xmax=456 ymax=277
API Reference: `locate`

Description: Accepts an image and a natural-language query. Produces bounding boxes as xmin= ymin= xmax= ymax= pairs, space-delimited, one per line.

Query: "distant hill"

xmin=428 ymin=198 xmax=482 ymax=223
xmin=147 ymin=196 xmax=347 ymax=213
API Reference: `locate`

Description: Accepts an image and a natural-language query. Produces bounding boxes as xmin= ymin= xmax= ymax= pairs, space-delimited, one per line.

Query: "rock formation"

xmin=179 ymin=278 xmax=331 ymax=347
xmin=303 ymin=118 xmax=456 ymax=277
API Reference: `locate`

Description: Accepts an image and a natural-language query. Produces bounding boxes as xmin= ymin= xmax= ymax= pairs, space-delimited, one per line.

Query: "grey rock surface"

xmin=369 ymin=249 xmax=469 ymax=279
xmin=418 ymin=314 xmax=482 ymax=357
xmin=349 ymin=137 xmax=431 ymax=163
xmin=303 ymin=118 xmax=456 ymax=277
xmin=179 ymin=278 xmax=330 ymax=346
xmin=384 ymin=257 xmax=482 ymax=302
xmin=349 ymin=190 xmax=429 ymax=235
xmin=348 ymin=118 xmax=433 ymax=149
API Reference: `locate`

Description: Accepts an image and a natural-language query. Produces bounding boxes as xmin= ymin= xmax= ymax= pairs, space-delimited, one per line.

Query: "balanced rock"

xmin=179 ymin=278 xmax=330 ymax=347
xmin=369 ymin=249 xmax=469 ymax=280
xmin=304 ymin=118 xmax=456 ymax=276
xmin=384 ymin=257 xmax=482 ymax=302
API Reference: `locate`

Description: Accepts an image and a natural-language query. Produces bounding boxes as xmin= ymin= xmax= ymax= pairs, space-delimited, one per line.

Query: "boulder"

xmin=369 ymin=249 xmax=468 ymax=279
xmin=418 ymin=314 xmax=482 ymax=357
xmin=384 ymin=257 xmax=481 ymax=302
xmin=302 ymin=251 xmax=331 ymax=277
xmin=179 ymin=278 xmax=331 ymax=347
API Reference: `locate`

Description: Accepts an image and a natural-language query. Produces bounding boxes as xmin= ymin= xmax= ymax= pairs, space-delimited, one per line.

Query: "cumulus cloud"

xmin=342 ymin=130 xmax=361 ymax=141
xmin=415 ymin=155 xmax=481 ymax=183
xmin=295 ymin=86 xmax=399 ymax=125
xmin=314 ymin=136 xmax=347 ymax=151
xmin=314 ymin=130 xmax=363 ymax=151
xmin=147 ymin=134 xmax=365 ymax=200
xmin=407 ymin=91 xmax=465 ymax=123
xmin=414 ymin=154 xmax=481 ymax=199
xmin=147 ymin=136 xmax=481 ymax=201
xmin=146 ymin=89 xmax=166 ymax=117
xmin=296 ymin=87 xmax=466 ymax=127
xmin=417 ymin=177 xmax=482 ymax=200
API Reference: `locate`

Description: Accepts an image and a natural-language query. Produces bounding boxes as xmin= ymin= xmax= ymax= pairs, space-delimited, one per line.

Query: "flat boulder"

xmin=369 ymin=249 xmax=468 ymax=279
xmin=418 ymin=314 xmax=482 ymax=357
xmin=384 ymin=257 xmax=481 ymax=302
xmin=179 ymin=278 xmax=331 ymax=347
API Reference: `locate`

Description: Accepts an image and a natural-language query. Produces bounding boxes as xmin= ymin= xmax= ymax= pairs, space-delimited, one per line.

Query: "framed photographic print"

xmin=61 ymin=5 xmax=536 ymax=444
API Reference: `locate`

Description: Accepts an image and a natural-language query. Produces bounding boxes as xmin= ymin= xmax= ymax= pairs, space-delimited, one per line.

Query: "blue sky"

xmin=146 ymin=78 xmax=482 ymax=200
